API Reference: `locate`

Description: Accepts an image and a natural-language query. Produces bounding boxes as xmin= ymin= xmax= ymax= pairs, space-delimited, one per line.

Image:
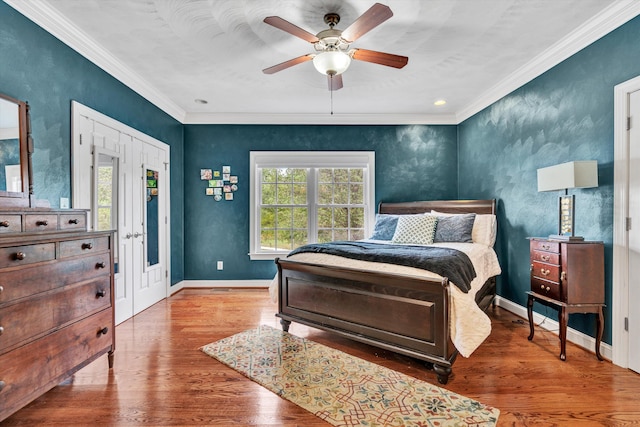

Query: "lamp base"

xmin=548 ymin=234 xmax=584 ymax=241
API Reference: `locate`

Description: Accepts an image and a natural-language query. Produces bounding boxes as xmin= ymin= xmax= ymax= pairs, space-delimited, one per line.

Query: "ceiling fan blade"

xmin=262 ymin=54 xmax=314 ymax=74
xmin=263 ymin=16 xmax=319 ymax=43
xmin=341 ymin=3 xmax=393 ymax=43
xmin=352 ymin=49 xmax=408 ymax=69
xmin=328 ymin=74 xmax=343 ymax=91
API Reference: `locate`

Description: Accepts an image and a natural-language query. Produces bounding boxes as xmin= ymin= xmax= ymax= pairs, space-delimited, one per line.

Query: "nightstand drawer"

xmin=531 ymin=261 xmax=560 ymax=282
xmin=531 ymin=250 xmax=560 ymax=265
xmin=531 ymin=277 xmax=560 ymax=300
xmin=531 ymin=240 xmax=559 ymax=253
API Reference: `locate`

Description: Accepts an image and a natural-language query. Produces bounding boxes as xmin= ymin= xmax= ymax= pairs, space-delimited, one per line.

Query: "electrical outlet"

xmin=217 ymin=261 xmax=223 ymax=270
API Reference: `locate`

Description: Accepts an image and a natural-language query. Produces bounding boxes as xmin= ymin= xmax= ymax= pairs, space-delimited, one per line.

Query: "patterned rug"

xmin=201 ymin=325 xmax=499 ymax=426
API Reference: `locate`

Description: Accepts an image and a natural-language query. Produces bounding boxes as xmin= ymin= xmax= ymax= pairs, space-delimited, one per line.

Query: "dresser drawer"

xmin=0 ymin=215 xmax=22 ymax=233
xmin=0 ymin=243 xmax=55 ymax=269
xmin=531 ymin=277 xmax=561 ymax=300
xmin=24 ymin=214 xmax=58 ymax=232
xmin=531 ymin=240 xmax=560 ymax=253
xmin=531 ymin=261 xmax=560 ymax=283
xmin=59 ymin=236 xmax=110 ymax=258
xmin=0 ymin=277 xmax=111 ymax=353
xmin=531 ymin=249 xmax=560 ymax=265
xmin=59 ymin=213 xmax=87 ymax=231
xmin=0 ymin=253 xmax=111 ymax=304
xmin=0 ymin=308 xmax=113 ymax=421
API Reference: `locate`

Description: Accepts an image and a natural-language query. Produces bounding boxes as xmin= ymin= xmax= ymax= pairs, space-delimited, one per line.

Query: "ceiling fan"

xmin=262 ymin=2 xmax=408 ymax=91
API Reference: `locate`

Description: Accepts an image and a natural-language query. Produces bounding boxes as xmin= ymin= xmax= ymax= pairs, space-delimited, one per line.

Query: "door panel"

xmin=629 ymin=89 xmax=640 ymax=374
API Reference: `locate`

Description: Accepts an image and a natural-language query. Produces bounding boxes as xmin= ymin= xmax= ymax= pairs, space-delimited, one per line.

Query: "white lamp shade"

xmin=313 ymin=51 xmax=351 ymax=76
xmin=537 ymin=160 xmax=598 ymax=192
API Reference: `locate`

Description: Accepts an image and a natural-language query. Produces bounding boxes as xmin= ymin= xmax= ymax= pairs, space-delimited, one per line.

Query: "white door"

xmin=72 ymin=102 xmax=170 ymax=325
xmin=629 ymin=89 xmax=640 ymax=374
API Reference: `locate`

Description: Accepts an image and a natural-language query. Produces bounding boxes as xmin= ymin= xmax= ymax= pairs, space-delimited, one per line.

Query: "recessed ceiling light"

xmin=434 ymin=99 xmax=447 ymax=106
xmin=195 ymin=99 xmax=208 ymax=104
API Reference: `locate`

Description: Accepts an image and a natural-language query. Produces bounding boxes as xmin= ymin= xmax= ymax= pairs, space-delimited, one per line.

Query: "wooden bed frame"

xmin=275 ymin=199 xmax=497 ymax=384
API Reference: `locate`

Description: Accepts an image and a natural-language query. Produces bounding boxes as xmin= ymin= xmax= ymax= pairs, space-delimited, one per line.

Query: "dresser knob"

xmin=0 ymin=285 xmax=3 ymax=294
xmin=82 ymin=242 xmax=93 ymax=250
xmin=541 ymin=255 xmax=550 ymax=262
xmin=68 ymin=218 xmax=79 ymax=224
xmin=561 ymin=272 xmax=567 ymax=281
xmin=96 ymin=262 xmax=106 ymax=269
xmin=36 ymin=220 xmax=48 ymax=226
xmin=542 ymin=244 xmax=550 ymax=250
xmin=96 ymin=289 xmax=107 ymax=298
xmin=540 ymin=284 xmax=545 ymax=290
xmin=0 ymin=221 xmax=9 ymax=227
xmin=14 ymin=252 xmax=26 ymax=261
xmin=98 ymin=327 xmax=109 ymax=336
xmin=546 ymin=287 xmax=551 ymax=292
xmin=0 ymin=326 xmax=4 ymax=335
xmin=0 ymin=380 xmax=5 ymax=392
xmin=541 ymin=269 xmax=550 ymax=276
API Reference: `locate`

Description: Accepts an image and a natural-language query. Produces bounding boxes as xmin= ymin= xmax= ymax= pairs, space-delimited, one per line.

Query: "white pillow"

xmin=431 ymin=210 xmax=497 ymax=247
xmin=391 ymin=214 xmax=438 ymax=245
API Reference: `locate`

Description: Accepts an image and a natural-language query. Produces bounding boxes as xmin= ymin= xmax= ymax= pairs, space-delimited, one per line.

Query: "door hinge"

xmin=625 ymin=317 xmax=629 ymax=332
xmin=165 ymin=270 xmax=168 ymax=278
xmin=164 ymin=162 xmax=169 ymax=171
xmin=165 ymin=216 xmax=167 ymax=225
xmin=79 ymin=133 xmax=83 ymax=145
xmin=628 ymin=116 xmax=632 ymax=131
xmin=626 ymin=217 xmax=632 ymax=231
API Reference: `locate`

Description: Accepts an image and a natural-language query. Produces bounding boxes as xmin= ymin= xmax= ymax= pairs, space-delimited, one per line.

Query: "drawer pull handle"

xmin=36 ymin=220 xmax=48 ymax=226
xmin=15 ymin=252 xmax=26 ymax=261
xmin=541 ymin=255 xmax=550 ymax=262
xmin=561 ymin=271 xmax=567 ymax=281
xmin=82 ymin=243 xmax=93 ymax=250
xmin=540 ymin=269 xmax=550 ymax=276
xmin=542 ymin=244 xmax=550 ymax=250
xmin=68 ymin=218 xmax=79 ymax=224
xmin=0 ymin=285 xmax=3 ymax=294
xmin=96 ymin=261 xmax=106 ymax=269
xmin=0 ymin=221 xmax=9 ymax=227
xmin=96 ymin=289 xmax=107 ymax=298
xmin=98 ymin=327 xmax=109 ymax=336
xmin=0 ymin=380 xmax=5 ymax=392
xmin=0 ymin=326 xmax=4 ymax=335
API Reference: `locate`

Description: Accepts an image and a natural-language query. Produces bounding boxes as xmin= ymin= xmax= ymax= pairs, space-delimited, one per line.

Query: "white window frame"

xmin=249 ymin=151 xmax=375 ymax=260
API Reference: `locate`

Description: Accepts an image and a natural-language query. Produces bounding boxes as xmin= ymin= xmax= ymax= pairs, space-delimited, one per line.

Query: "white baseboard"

xmin=495 ymin=295 xmax=612 ymax=361
xmin=170 ymin=279 xmax=271 ymax=295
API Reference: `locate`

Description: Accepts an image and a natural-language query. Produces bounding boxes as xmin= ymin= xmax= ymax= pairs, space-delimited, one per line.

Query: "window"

xmin=250 ymin=151 xmax=375 ymax=260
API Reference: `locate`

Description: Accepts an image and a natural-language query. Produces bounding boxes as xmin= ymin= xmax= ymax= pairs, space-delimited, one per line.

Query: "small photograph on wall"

xmin=223 ymin=185 xmax=231 ymax=193
xmin=214 ymin=195 xmax=222 ymax=201
xmin=201 ymin=169 xmax=212 ymax=180
xmin=231 ymin=184 xmax=238 ymax=192
xmin=213 ymin=170 xmax=220 ymax=178
xmin=214 ymin=187 xmax=222 ymax=195
xmin=230 ymin=176 xmax=238 ymax=184
xmin=222 ymin=165 xmax=231 ymax=174
xmin=151 ymin=188 xmax=158 ymax=196
xmin=205 ymin=188 xmax=214 ymax=196
xmin=223 ymin=173 xmax=230 ymax=181
xmin=225 ymin=192 xmax=233 ymax=201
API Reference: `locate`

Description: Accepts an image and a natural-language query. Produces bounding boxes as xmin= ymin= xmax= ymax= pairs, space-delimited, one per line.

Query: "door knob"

xmin=133 ymin=232 xmax=141 ymax=238
xmin=124 ymin=233 xmax=132 ymax=239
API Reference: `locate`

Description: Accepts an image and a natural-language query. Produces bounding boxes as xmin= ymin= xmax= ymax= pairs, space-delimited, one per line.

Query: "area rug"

xmin=201 ymin=325 xmax=499 ymax=426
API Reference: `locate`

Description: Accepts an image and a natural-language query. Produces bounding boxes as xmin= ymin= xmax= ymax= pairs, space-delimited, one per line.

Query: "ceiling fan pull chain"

xmin=330 ymin=75 xmax=334 ymax=115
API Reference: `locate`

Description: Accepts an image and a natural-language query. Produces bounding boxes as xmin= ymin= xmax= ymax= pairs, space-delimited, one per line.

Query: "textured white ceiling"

xmin=7 ymin=0 xmax=640 ymax=123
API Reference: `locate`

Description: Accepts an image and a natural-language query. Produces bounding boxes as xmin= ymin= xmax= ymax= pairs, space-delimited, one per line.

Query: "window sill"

xmin=249 ymin=252 xmax=289 ymax=261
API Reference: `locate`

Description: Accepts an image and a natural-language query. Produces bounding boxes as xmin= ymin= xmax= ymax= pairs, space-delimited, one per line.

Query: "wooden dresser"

xmin=0 ymin=209 xmax=115 ymax=421
xmin=526 ymin=237 xmax=604 ymax=361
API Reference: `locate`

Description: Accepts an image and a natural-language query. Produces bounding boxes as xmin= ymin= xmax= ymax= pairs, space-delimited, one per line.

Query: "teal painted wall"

xmin=0 ymin=2 xmax=185 ymax=284
xmin=458 ymin=15 xmax=640 ymax=344
xmin=183 ymin=125 xmax=458 ymax=280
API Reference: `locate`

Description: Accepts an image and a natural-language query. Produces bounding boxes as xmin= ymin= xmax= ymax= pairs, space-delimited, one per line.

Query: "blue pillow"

xmin=370 ymin=214 xmax=398 ymax=240
xmin=433 ymin=213 xmax=476 ymax=243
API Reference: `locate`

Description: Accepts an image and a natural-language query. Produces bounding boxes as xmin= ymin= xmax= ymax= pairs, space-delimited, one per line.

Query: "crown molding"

xmin=456 ymin=0 xmax=640 ymax=123
xmin=183 ymin=112 xmax=458 ymax=125
xmin=5 ymin=0 xmax=187 ymax=123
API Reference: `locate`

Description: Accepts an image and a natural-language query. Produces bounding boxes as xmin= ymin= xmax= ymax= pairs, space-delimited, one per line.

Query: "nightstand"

xmin=527 ymin=237 xmax=605 ymax=361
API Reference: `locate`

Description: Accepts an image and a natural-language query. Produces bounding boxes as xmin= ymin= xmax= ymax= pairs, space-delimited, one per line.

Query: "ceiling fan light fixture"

xmin=313 ymin=51 xmax=351 ymax=76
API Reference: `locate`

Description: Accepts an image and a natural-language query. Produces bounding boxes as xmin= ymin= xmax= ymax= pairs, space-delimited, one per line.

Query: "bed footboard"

xmin=275 ymin=257 xmax=458 ymax=384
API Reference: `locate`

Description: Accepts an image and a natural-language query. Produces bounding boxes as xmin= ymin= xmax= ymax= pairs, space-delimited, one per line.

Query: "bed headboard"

xmin=378 ymin=199 xmax=496 ymax=215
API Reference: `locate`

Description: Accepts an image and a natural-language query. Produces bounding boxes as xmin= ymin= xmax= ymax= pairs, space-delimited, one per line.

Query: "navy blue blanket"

xmin=288 ymin=241 xmax=476 ymax=293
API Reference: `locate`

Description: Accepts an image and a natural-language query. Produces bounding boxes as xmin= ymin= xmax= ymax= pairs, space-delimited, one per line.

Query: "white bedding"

xmin=269 ymin=240 xmax=501 ymax=357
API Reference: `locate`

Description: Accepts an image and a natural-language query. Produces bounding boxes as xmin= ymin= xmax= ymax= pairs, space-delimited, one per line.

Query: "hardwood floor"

xmin=3 ymin=288 xmax=639 ymax=426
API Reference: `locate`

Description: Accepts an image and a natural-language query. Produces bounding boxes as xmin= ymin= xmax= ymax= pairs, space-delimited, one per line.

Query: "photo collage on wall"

xmin=147 ymin=169 xmax=158 ymax=201
xmin=200 ymin=165 xmax=238 ymax=202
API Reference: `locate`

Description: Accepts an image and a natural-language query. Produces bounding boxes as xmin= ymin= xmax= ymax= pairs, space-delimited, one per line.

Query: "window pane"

xmin=350 ymin=168 xmax=363 ymax=182
xmin=350 ymin=207 xmax=364 ymax=228
xmin=97 ymin=207 xmax=111 ymax=231
xmin=292 ymin=169 xmax=307 ymax=182
xmin=334 ymin=229 xmax=348 ymax=241
xmin=334 ymin=168 xmax=348 ymax=182
xmin=276 ymin=207 xmax=292 ymax=228
xmin=262 ymin=168 xmax=276 ymax=183
xmin=319 ymin=168 xmax=332 ymax=183
xmin=334 ymin=184 xmax=349 ymax=204
xmin=350 ymin=183 xmax=363 ymax=204
xmin=317 ymin=207 xmax=332 ymax=228
xmin=318 ymin=184 xmax=333 ymax=204
xmin=261 ymin=183 xmax=276 ymax=204
xmin=276 ymin=183 xmax=292 ymax=204
xmin=293 ymin=183 xmax=307 ymax=204
xmin=277 ymin=168 xmax=293 ymax=182
xmin=98 ymin=183 xmax=112 ymax=205
xmin=276 ymin=229 xmax=292 ymax=250
xmin=292 ymin=207 xmax=308 ymax=228
xmin=260 ymin=207 xmax=275 ymax=228
xmin=260 ymin=229 xmax=275 ymax=250
xmin=350 ymin=229 xmax=365 ymax=240
xmin=292 ymin=230 xmax=307 ymax=248
xmin=317 ymin=229 xmax=333 ymax=243
xmin=334 ymin=207 xmax=348 ymax=228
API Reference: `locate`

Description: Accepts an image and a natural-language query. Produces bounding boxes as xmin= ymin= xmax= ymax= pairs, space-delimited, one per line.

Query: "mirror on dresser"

xmin=0 ymin=92 xmax=32 ymax=207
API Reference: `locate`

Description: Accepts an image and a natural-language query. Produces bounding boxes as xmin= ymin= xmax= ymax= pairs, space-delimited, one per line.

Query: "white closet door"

xmin=629 ymin=89 xmax=640 ymax=374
